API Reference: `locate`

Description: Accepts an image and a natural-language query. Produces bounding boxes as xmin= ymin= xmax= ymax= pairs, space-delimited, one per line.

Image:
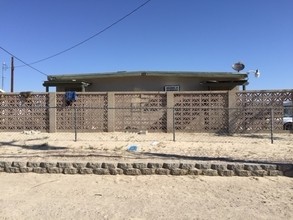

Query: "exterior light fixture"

xmin=247 ymin=69 xmax=260 ymax=78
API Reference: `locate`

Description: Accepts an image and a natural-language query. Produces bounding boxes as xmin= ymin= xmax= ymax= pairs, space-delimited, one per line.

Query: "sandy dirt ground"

xmin=0 ymin=174 xmax=292 ymax=220
xmin=0 ymin=131 xmax=292 ymax=220
xmin=0 ymin=131 xmax=292 ymax=163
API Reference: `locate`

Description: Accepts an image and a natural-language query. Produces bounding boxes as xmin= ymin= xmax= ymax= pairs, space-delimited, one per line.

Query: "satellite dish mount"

xmin=232 ymin=62 xmax=245 ymax=72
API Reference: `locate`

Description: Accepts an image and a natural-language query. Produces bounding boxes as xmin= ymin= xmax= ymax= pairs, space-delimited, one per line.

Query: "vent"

xmin=164 ymin=85 xmax=180 ymax=91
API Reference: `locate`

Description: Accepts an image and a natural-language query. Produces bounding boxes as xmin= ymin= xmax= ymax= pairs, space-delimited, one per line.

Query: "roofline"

xmin=47 ymin=71 xmax=248 ymax=81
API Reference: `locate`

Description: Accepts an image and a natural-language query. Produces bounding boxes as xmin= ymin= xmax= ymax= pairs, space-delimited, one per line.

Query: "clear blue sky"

xmin=1 ymin=0 xmax=292 ymax=92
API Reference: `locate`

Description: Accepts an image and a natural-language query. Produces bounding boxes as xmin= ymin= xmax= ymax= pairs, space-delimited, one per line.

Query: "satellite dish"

xmin=232 ymin=62 xmax=245 ymax=72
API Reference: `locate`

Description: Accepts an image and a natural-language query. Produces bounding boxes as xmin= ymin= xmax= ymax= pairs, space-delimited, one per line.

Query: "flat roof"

xmin=47 ymin=71 xmax=248 ymax=81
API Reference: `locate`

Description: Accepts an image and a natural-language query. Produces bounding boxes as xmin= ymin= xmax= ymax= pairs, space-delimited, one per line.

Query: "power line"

xmin=0 ymin=0 xmax=151 ymax=77
xmin=0 ymin=46 xmax=48 ymax=76
xmin=16 ymin=0 xmax=152 ymax=68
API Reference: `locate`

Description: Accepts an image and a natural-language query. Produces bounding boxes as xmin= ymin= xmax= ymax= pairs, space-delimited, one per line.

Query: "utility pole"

xmin=10 ymin=57 xmax=14 ymax=92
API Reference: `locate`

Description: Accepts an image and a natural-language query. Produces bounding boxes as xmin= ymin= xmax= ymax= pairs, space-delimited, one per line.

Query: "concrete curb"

xmin=0 ymin=161 xmax=292 ymax=177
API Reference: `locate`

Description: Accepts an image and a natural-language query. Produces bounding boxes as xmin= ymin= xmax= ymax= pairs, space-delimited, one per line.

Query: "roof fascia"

xmin=47 ymin=71 xmax=248 ymax=81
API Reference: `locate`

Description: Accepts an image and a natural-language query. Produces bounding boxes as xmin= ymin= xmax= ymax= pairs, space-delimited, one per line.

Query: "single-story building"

xmin=43 ymin=71 xmax=248 ymax=92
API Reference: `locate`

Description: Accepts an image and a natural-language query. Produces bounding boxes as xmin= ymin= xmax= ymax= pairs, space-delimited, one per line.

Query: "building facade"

xmin=43 ymin=71 xmax=248 ymax=92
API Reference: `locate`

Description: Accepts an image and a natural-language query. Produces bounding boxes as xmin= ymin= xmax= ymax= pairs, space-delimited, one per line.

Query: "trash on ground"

xmin=127 ymin=145 xmax=138 ymax=152
xmin=151 ymin=141 xmax=159 ymax=146
xmin=138 ymin=130 xmax=148 ymax=135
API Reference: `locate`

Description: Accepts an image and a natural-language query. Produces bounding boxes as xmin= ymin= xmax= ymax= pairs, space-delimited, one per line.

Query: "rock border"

xmin=0 ymin=161 xmax=292 ymax=177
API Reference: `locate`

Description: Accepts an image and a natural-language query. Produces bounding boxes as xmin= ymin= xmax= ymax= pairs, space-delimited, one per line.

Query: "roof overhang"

xmin=43 ymin=80 xmax=90 ymax=87
xmin=200 ymin=79 xmax=248 ymax=86
xmin=45 ymin=71 xmax=248 ymax=82
xmin=43 ymin=71 xmax=248 ymax=92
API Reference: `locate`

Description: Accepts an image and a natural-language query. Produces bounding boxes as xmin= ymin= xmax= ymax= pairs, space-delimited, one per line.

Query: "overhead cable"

xmin=16 ymin=0 xmax=152 ymax=67
xmin=0 ymin=46 xmax=48 ymax=76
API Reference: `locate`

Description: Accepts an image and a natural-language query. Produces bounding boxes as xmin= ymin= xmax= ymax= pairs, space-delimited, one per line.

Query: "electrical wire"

xmin=0 ymin=0 xmax=151 ymax=77
xmin=15 ymin=0 xmax=152 ymax=68
xmin=0 ymin=46 xmax=48 ymax=76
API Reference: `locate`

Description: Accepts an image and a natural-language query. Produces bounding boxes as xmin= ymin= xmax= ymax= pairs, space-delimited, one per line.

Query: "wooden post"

xmin=10 ymin=57 xmax=14 ymax=92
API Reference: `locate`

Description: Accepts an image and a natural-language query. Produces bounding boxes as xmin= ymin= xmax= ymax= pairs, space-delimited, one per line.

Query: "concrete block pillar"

xmin=228 ymin=90 xmax=237 ymax=134
xmin=107 ymin=92 xmax=115 ymax=132
xmin=49 ymin=93 xmax=56 ymax=133
xmin=167 ymin=92 xmax=175 ymax=133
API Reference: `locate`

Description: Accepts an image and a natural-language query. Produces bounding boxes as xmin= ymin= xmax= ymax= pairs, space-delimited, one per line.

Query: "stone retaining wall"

xmin=0 ymin=161 xmax=292 ymax=177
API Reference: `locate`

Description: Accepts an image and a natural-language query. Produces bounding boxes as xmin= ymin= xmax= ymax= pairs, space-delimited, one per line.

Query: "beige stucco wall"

xmin=55 ymin=76 xmax=240 ymax=92
xmin=64 ymin=76 xmax=236 ymax=92
xmin=86 ymin=76 xmax=204 ymax=91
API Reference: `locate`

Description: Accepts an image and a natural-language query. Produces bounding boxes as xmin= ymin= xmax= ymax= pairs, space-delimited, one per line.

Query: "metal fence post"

xmin=270 ymin=108 xmax=274 ymax=144
xmin=74 ymin=106 xmax=77 ymax=142
xmin=173 ymin=107 xmax=175 ymax=142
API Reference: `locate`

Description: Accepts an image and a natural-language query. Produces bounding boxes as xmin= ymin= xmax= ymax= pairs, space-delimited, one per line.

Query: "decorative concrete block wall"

xmin=1 ymin=90 xmax=292 ymax=133
xmin=1 ymin=161 xmax=292 ymax=177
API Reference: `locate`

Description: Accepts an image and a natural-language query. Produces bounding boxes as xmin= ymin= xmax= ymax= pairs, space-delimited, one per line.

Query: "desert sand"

xmin=0 ymin=131 xmax=292 ymax=163
xmin=0 ymin=174 xmax=292 ymax=220
xmin=0 ymin=131 xmax=292 ymax=219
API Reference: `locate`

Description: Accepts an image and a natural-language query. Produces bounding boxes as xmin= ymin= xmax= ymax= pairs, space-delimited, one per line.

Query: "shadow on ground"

xmin=0 ymin=138 xmax=68 ymax=151
xmin=138 ymin=152 xmax=291 ymax=165
xmin=214 ymin=132 xmax=284 ymax=141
